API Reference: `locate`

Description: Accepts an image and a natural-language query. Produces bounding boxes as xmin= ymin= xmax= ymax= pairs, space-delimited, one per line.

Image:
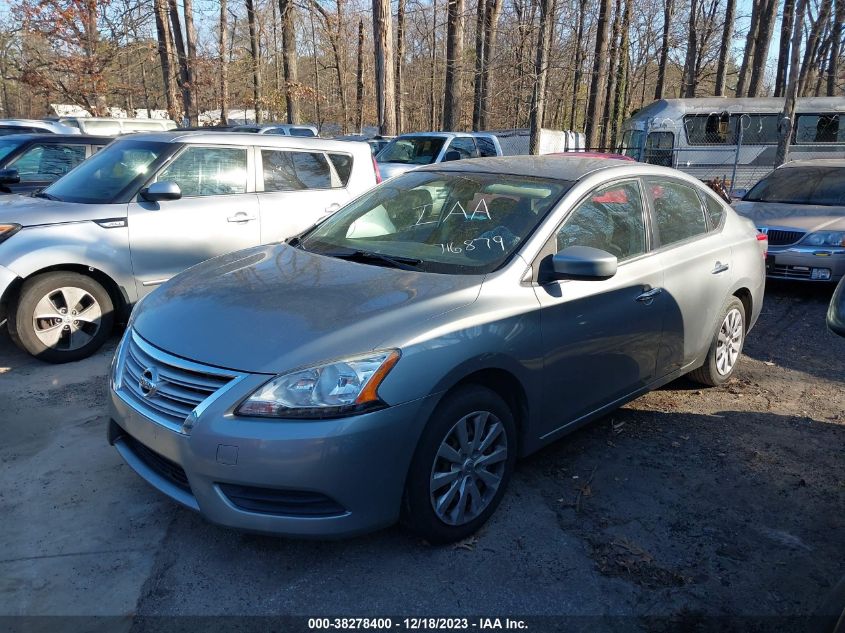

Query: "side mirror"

xmin=0 ymin=168 xmax=20 ymax=185
xmin=442 ymin=150 xmax=462 ymax=162
xmin=551 ymin=246 xmax=618 ymax=280
xmin=827 ymin=277 xmax=845 ymax=338
xmin=730 ymin=188 xmax=747 ymax=200
xmin=141 ymin=181 xmax=182 ymax=202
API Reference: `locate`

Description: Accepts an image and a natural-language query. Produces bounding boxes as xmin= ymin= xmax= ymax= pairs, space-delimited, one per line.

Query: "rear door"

xmin=256 ymin=147 xmax=355 ymax=242
xmin=127 ymin=144 xmax=260 ymax=293
xmin=645 ymin=177 xmax=734 ymax=375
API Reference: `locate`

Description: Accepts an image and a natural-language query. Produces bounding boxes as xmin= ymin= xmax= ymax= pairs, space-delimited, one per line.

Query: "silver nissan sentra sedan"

xmin=109 ymin=156 xmax=765 ymax=543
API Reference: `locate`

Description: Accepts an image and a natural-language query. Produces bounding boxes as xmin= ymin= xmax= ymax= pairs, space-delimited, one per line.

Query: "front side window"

xmin=647 ymin=178 xmax=708 ymax=246
xmin=156 ymin=146 xmax=248 ymax=197
xmin=557 ymin=181 xmax=647 ymax=261
xmin=377 ymin=136 xmax=447 ymax=165
xmin=643 ymin=132 xmax=674 ymax=167
xmin=261 ymin=150 xmax=335 ymax=191
xmin=9 ymin=144 xmax=87 ymax=181
xmin=42 ymin=140 xmax=168 ymax=203
xmin=301 ymin=170 xmax=571 ymax=274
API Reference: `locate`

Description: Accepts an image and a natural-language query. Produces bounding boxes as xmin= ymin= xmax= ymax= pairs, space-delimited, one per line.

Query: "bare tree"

xmin=654 ymin=0 xmax=674 ymax=99
xmin=396 ymin=0 xmax=406 ymax=132
xmin=279 ymin=0 xmax=299 ymax=123
xmin=681 ymin=0 xmax=699 ymax=97
xmin=569 ymin=0 xmax=588 ymax=129
xmin=154 ymin=0 xmax=180 ymax=121
xmin=714 ymin=0 xmax=736 ymax=95
xmin=473 ymin=0 xmax=487 ymax=129
xmin=828 ymin=0 xmax=844 ymax=95
xmin=245 ymin=0 xmax=262 ymax=123
xmin=747 ymin=0 xmax=778 ymax=96
xmin=797 ymin=0 xmax=832 ymax=95
xmin=373 ymin=0 xmax=397 ymax=134
xmin=610 ymin=0 xmax=632 ymax=148
xmin=479 ymin=0 xmax=503 ymax=128
xmin=311 ymin=0 xmax=350 ymax=133
xmin=601 ymin=0 xmax=623 ymax=147
xmin=529 ymin=0 xmax=555 ymax=153
xmin=774 ymin=0 xmax=795 ymax=96
xmin=355 ymin=18 xmax=365 ymax=132
xmin=219 ymin=0 xmax=229 ymax=123
xmin=443 ymin=0 xmax=465 ymax=130
xmin=776 ymin=0 xmax=808 ymax=166
xmin=183 ymin=0 xmax=198 ymax=124
xmin=585 ymin=0 xmax=611 ymax=147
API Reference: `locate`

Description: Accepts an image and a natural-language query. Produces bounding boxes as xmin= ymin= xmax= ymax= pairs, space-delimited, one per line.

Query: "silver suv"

xmin=0 ymin=132 xmax=376 ymax=362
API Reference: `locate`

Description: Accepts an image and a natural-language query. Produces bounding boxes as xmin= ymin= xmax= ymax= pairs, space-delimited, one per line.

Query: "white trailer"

xmin=486 ymin=128 xmax=586 ymax=155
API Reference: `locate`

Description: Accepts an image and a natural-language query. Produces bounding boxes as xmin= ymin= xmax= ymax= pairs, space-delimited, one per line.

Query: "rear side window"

xmin=290 ymin=128 xmax=316 ymax=137
xmin=261 ymin=149 xmax=336 ymax=191
xmin=646 ymin=179 xmax=708 ymax=246
xmin=9 ymin=144 xmax=87 ymax=181
xmin=328 ymin=153 xmax=353 ymax=187
xmin=447 ymin=137 xmax=478 ymax=159
xmin=267 ymin=128 xmax=288 ymax=135
xmin=476 ymin=137 xmax=498 ymax=157
xmin=156 ymin=146 xmax=248 ymax=196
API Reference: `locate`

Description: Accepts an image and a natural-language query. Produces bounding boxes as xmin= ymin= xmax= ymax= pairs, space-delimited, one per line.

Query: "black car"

xmin=0 ymin=134 xmax=111 ymax=195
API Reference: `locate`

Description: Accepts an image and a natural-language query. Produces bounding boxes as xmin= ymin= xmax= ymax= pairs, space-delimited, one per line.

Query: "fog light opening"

xmin=811 ymin=268 xmax=831 ymax=280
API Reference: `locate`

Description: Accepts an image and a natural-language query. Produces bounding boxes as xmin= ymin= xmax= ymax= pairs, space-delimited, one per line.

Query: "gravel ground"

xmin=1 ymin=280 xmax=843 ymax=633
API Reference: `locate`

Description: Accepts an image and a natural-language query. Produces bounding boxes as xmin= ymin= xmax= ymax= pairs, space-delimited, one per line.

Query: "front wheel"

xmin=688 ymin=296 xmax=746 ymax=387
xmin=402 ymin=385 xmax=517 ymax=544
xmin=9 ymin=272 xmax=115 ymax=363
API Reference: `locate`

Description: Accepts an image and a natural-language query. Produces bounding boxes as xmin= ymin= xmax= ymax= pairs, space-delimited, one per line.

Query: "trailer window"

xmin=644 ymin=132 xmax=673 ymax=167
xmin=795 ymin=114 xmax=844 ymax=143
xmin=738 ymin=114 xmax=779 ymax=144
xmin=684 ymin=113 xmax=736 ymax=144
xmin=621 ymin=130 xmax=643 ymax=158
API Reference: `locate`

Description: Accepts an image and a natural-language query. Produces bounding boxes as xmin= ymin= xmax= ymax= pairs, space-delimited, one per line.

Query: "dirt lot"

xmin=1 ymin=280 xmax=843 ymax=632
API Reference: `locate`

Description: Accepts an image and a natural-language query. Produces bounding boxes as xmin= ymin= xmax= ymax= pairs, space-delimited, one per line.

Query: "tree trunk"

xmin=183 ymin=0 xmax=198 ymax=124
xmin=443 ymin=0 xmax=465 ymax=130
xmin=355 ymin=18 xmax=365 ymax=133
xmin=245 ymin=0 xmax=262 ymax=123
xmin=396 ymin=0 xmax=406 ymax=132
xmin=828 ymin=0 xmax=844 ymax=95
xmin=373 ymin=0 xmax=397 ymax=134
xmin=154 ymin=0 xmax=180 ymax=122
xmin=585 ymin=0 xmax=611 ymax=148
xmin=279 ymin=0 xmax=299 ymax=123
xmin=472 ymin=0 xmax=487 ymax=129
xmin=479 ymin=0 xmax=503 ymax=128
xmin=813 ymin=33 xmax=832 ymax=95
xmin=219 ymin=0 xmax=229 ymax=124
xmin=430 ymin=0 xmax=438 ymax=129
xmin=747 ymin=0 xmax=779 ymax=96
xmin=774 ymin=0 xmax=795 ymax=96
xmin=168 ymin=0 xmax=190 ymax=122
xmin=681 ymin=0 xmax=699 ymax=97
xmin=569 ymin=0 xmax=588 ymax=129
xmin=714 ymin=0 xmax=736 ymax=95
xmin=601 ymin=0 xmax=623 ymax=149
xmin=736 ymin=0 xmax=761 ymax=96
xmin=776 ymin=0 xmax=808 ymax=166
xmin=529 ymin=0 xmax=555 ymax=153
xmin=654 ymin=0 xmax=673 ymax=99
xmin=798 ymin=0 xmax=832 ymax=95
xmin=611 ymin=0 xmax=631 ymax=149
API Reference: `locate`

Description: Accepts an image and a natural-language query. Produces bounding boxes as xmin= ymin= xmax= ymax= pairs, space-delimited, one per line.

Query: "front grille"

xmin=764 ymin=229 xmax=805 ymax=246
xmin=770 ymin=264 xmax=812 ymax=279
xmin=218 ymin=483 xmax=347 ymax=517
xmin=117 ymin=330 xmax=239 ymax=431
xmin=123 ymin=432 xmax=191 ymax=493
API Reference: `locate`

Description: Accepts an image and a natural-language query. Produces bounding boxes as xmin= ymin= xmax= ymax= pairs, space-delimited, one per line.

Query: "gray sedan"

xmin=109 ymin=157 xmax=765 ymax=543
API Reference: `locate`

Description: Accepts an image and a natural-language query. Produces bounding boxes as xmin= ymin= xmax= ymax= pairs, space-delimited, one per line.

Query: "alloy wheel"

xmin=715 ymin=307 xmax=743 ymax=376
xmin=31 ymin=286 xmax=102 ymax=351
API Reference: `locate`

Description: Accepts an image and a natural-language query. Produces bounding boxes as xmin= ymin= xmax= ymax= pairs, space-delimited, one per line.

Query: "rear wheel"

xmin=688 ymin=296 xmax=745 ymax=387
xmin=9 ymin=272 xmax=114 ymax=363
xmin=402 ymin=385 xmax=517 ymax=544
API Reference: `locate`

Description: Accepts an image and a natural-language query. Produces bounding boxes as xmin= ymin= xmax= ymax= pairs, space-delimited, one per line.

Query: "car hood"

xmin=733 ymin=201 xmax=845 ymax=232
xmin=0 ymin=194 xmax=124 ymax=226
xmin=132 ymin=244 xmax=483 ymax=374
xmin=377 ymin=162 xmax=417 ymax=180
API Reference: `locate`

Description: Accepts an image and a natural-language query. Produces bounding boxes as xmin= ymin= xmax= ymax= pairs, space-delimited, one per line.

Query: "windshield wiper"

xmin=325 ymin=249 xmax=422 ymax=271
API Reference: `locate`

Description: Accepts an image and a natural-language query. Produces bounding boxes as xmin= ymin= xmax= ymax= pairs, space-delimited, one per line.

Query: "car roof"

xmin=778 ymin=159 xmax=845 ymax=169
xmin=0 ymin=133 xmax=111 ymax=143
xmin=116 ymin=131 xmax=367 ymax=152
xmin=395 ymin=131 xmax=495 ymax=139
xmin=416 ymin=155 xmax=637 ymax=180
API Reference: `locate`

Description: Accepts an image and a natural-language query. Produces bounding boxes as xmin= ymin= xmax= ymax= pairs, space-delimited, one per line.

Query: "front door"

xmin=534 ymin=179 xmax=665 ymax=438
xmin=127 ymin=145 xmax=260 ymax=295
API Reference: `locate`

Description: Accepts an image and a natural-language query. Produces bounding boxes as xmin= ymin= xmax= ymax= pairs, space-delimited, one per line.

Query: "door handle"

xmin=712 ymin=261 xmax=730 ymax=274
xmin=636 ymin=287 xmax=663 ymax=303
xmin=227 ymin=213 xmax=256 ymax=223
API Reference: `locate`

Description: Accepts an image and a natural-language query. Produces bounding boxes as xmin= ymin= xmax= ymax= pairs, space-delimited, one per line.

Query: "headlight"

xmin=802 ymin=231 xmax=845 ymax=247
xmin=0 ymin=223 xmax=21 ymax=245
xmin=236 ymin=350 xmax=401 ymax=419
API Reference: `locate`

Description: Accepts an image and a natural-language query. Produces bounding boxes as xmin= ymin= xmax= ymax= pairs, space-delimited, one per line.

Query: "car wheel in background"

xmin=9 ymin=272 xmax=114 ymax=363
xmin=688 ymin=296 xmax=746 ymax=387
xmin=402 ymin=384 xmax=517 ymax=544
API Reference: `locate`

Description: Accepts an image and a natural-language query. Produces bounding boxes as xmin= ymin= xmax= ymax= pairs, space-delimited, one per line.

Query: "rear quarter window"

xmin=328 ymin=153 xmax=353 ymax=187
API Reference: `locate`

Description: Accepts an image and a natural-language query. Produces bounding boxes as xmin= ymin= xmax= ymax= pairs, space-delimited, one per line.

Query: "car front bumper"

xmin=109 ymin=378 xmax=439 ymax=538
xmin=765 ymin=246 xmax=845 ymax=282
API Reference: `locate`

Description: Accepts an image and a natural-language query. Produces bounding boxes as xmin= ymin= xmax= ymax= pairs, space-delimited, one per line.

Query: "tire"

xmin=8 ymin=272 xmax=115 ymax=363
xmin=688 ymin=296 xmax=746 ymax=387
xmin=402 ymin=384 xmax=517 ymax=544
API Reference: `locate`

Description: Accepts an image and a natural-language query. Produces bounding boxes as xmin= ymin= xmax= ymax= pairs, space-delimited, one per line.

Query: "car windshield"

xmin=300 ymin=170 xmax=572 ymax=274
xmin=0 ymin=137 xmax=26 ymax=162
xmin=42 ymin=140 xmax=169 ymax=203
xmin=744 ymin=166 xmax=845 ymax=206
xmin=377 ymin=136 xmax=447 ymax=165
